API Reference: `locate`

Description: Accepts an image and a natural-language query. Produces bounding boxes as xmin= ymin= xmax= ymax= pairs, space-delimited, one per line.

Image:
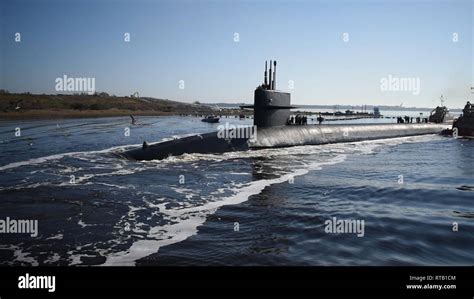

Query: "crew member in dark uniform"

xmin=317 ymin=113 xmax=324 ymax=125
xmin=463 ymin=101 xmax=472 ymax=117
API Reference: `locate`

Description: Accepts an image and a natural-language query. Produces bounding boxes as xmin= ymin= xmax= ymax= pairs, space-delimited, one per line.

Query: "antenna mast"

xmin=272 ymin=61 xmax=277 ymax=90
xmin=264 ymin=61 xmax=268 ymax=88
xmin=269 ymin=60 xmax=273 ymax=90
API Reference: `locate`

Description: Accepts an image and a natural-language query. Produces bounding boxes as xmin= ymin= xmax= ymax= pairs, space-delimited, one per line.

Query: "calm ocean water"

xmin=0 ymin=115 xmax=473 ymax=266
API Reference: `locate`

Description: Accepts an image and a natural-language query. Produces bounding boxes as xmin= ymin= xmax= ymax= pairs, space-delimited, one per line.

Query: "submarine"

xmin=122 ymin=61 xmax=448 ymax=161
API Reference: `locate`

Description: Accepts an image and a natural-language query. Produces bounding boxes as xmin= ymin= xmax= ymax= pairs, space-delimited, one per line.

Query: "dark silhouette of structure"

xmin=453 ymin=101 xmax=474 ymax=136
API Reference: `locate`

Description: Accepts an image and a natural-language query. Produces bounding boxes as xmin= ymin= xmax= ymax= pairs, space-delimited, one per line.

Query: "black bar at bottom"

xmin=0 ymin=266 xmax=472 ymax=298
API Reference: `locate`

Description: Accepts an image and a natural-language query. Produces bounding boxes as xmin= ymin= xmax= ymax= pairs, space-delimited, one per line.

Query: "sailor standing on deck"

xmin=317 ymin=114 xmax=324 ymax=125
xmin=463 ymin=101 xmax=471 ymax=117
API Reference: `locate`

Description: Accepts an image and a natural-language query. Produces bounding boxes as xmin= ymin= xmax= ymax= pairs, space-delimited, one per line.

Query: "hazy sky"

xmin=1 ymin=0 xmax=472 ymax=108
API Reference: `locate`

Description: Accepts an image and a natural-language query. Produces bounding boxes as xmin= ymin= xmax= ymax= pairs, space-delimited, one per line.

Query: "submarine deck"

xmin=122 ymin=122 xmax=449 ymax=161
xmin=250 ymin=122 xmax=448 ymax=148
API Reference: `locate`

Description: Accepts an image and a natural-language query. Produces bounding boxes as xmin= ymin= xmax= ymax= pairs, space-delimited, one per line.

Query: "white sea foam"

xmin=1 ymin=134 xmax=441 ymax=266
xmin=46 ymin=234 xmax=64 ymax=240
xmin=101 ymin=135 xmax=442 ymax=266
xmin=13 ymin=247 xmax=39 ymax=266
xmin=78 ymin=219 xmax=97 ymax=228
xmin=102 ymin=154 xmax=347 ymax=266
xmin=44 ymin=253 xmax=61 ymax=264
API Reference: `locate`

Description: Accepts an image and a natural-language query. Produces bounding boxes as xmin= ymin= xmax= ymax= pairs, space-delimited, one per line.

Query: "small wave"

xmin=456 ymin=185 xmax=474 ymax=191
xmin=0 ymin=144 xmax=141 ymax=172
xmin=453 ymin=211 xmax=474 ymax=218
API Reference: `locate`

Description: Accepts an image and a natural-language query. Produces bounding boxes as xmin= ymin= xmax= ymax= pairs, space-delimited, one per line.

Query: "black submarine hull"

xmin=250 ymin=123 xmax=447 ymax=148
xmin=453 ymin=114 xmax=474 ymax=137
xmin=121 ymin=132 xmax=249 ymax=161
xmin=121 ymin=123 xmax=448 ymax=161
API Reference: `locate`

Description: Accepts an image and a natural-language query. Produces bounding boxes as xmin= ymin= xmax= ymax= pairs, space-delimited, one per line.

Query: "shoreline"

xmin=0 ymin=109 xmax=253 ymax=121
xmin=0 ymin=109 xmax=183 ymax=120
xmin=0 ymin=93 xmax=251 ymax=121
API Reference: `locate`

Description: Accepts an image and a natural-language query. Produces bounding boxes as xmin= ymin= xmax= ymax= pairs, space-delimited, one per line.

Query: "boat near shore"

xmin=201 ymin=115 xmax=220 ymax=123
